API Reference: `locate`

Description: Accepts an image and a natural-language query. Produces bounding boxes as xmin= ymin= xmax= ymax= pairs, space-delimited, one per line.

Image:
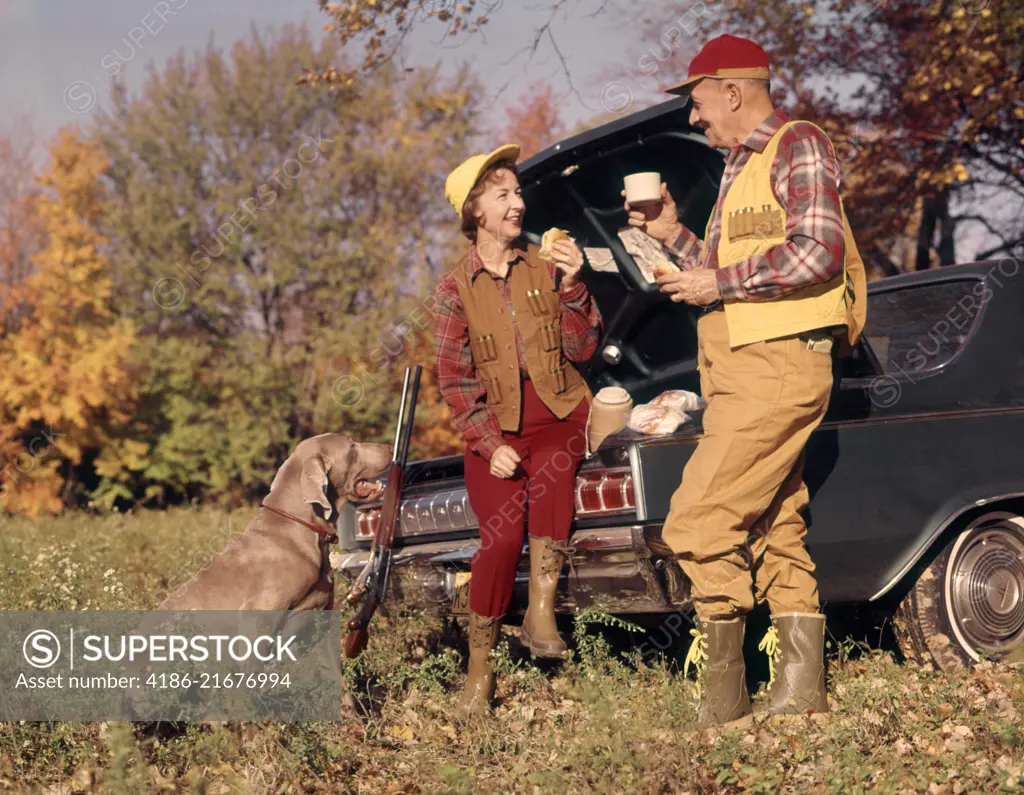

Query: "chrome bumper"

xmin=334 ymin=524 xmax=691 ymax=616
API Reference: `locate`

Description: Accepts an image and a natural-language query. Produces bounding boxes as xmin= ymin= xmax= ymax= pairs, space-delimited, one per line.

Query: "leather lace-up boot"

xmin=520 ymin=536 xmax=572 ymax=659
xmin=457 ymin=611 xmax=503 ymax=715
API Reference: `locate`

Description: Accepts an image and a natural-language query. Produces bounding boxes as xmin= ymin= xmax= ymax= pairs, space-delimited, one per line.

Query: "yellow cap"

xmin=444 ymin=143 xmax=521 ymax=217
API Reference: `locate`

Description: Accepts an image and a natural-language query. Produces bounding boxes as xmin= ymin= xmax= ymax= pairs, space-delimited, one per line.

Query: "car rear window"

xmin=863 ymin=278 xmax=985 ymax=377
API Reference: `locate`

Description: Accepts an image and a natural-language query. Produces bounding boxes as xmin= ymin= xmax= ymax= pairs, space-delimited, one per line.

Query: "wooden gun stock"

xmin=342 ymin=592 xmax=378 ymax=658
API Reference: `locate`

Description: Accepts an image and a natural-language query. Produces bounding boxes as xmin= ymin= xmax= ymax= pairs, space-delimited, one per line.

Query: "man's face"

xmin=688 ymin=80 xmax=731 ymax=149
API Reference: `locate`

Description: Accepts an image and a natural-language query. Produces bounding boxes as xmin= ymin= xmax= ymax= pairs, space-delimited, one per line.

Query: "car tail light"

xmin=574 ymin=468 xmax=635 ymax=516
xmin=352 ymin=467 xmax=636 ymax=542
xmin=355 ymin=506 xmax=380 ymax=539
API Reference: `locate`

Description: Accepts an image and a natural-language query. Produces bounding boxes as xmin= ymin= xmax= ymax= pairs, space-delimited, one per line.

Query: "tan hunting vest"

xmin=454 ymin=243 xmax=590 ymax=431
xmin=714 ymin=119 xmax=868 ymax=348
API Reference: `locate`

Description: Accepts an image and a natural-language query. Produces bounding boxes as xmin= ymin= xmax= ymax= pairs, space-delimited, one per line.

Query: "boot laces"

xmin=758 ymin=625 xmax=780 ymax=690
xmin=546 ymin=541 xmax=580 ymax=585
xmin=683 ymin=627 xmax=708 ymax=703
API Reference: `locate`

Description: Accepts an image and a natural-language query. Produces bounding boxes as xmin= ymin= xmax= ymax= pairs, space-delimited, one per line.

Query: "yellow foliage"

xmin=305 ymin=0 xmax=489 ymax=86
xmin=0 ymin=127 xmax=137 ymax=517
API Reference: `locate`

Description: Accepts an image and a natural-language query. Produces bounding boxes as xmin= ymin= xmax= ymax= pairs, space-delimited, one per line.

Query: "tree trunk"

xmin=916 ymin=188 xmax=954 ymax=269
xmin=936 ymin=188 xmax=955 ymax=266
xmin=916 ymin=194 xmax=938 ymax=271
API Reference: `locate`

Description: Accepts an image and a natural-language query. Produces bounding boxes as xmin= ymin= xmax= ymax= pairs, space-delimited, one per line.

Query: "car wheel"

xmin=894 ymin=512 xmax=1024 ymax=671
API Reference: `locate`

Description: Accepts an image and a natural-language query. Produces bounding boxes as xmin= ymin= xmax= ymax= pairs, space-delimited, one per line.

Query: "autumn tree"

xmin=0 ymin=115 xmax=46 ymax=321
xmin=0 ymin=128 xmax=137 ymax=517
xmin=639 ymin=0 xmax=1024 ymax=271
xmin=94 ymin=24 xmax=480 ymax=504
xmin=503 ymin=80 xmax=567 ymax=160
xmin=307 ymin=1 xmax=605 ymax=92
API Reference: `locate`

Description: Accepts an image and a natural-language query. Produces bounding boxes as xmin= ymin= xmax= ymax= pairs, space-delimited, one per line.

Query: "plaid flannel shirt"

xmin=664 ymin=110 xmax=845 ymax=301
xmin=432 ymin=245 xmax=602 ymax=460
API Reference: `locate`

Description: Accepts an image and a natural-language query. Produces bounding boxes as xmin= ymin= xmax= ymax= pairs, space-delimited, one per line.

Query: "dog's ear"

xmin=300 ymin=453 xmax=333 ymax=521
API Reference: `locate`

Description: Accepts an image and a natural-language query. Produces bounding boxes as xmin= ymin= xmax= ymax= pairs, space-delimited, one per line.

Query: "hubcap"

xmin=948 ymin=521 xmax=1024 ymax=658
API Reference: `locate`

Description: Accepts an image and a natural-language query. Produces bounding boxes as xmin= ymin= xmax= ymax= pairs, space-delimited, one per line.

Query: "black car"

xmin=336 ymin=96 xmax=1024 ymax=672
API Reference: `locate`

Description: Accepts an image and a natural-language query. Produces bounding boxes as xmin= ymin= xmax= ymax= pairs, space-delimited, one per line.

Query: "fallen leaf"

xmin=146 ymin=765 xmax=175 ymax=791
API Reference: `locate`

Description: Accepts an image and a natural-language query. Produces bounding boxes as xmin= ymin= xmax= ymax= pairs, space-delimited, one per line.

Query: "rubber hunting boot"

xmin=687 ymin=616 xmax=753 ymax=729
xmin=762 ymin=612 xmax=829 ymax=716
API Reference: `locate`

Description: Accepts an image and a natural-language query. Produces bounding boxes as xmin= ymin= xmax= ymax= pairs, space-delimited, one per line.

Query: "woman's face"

xmin=474 ymin=168 xmax=525 ymax=244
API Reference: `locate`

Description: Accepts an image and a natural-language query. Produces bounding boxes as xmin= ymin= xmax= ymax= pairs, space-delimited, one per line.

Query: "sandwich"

xmin=653 ymin=258 xmax=680 ymax=277
xmin=538 ymin=227 xmax=572 ymax=260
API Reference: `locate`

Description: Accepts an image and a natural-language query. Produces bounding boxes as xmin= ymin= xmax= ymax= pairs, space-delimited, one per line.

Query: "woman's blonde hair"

xmin=460 ymin=159 xmax=519 ymax=242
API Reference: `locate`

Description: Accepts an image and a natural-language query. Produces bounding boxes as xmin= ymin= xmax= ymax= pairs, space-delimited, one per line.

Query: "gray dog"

xmin=156 ymin=433 xmax=390 ymax=611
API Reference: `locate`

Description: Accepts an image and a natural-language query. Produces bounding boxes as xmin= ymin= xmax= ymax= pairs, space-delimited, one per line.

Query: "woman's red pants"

xmin=463 ymin=379 xmax=589 ymax=617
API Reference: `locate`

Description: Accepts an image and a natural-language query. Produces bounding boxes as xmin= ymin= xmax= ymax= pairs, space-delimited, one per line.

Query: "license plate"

xmin=451 ymin=571 xmax=471 ymax=616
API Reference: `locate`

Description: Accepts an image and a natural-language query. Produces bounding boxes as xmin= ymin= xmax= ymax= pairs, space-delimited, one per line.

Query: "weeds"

xmin=570 ymin=607 xmax=643 ymax=673
xmin=1 ymin=506 xmax=1022 ymax=793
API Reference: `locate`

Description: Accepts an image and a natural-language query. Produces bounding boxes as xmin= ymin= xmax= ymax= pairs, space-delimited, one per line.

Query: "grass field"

xmin=1 ymin=506 xmax=1022 ymax=794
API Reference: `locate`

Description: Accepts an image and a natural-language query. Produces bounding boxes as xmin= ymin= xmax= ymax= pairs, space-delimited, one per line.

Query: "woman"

xmin=432 ymin=144 xmax=603 ymax=714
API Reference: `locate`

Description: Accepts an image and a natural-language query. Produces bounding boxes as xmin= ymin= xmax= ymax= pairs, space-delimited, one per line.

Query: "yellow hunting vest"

xmin=712 ymin=119 xmax=867 ymax=348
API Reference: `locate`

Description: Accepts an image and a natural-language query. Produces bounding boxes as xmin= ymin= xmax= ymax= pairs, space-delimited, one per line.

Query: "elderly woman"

xmin=432 ymin=144 xmax=603 ymax=714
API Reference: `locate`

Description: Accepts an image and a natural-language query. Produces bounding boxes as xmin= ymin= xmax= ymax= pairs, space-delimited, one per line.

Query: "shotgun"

xmin=343 ymin=364 xmax=421 ymax=659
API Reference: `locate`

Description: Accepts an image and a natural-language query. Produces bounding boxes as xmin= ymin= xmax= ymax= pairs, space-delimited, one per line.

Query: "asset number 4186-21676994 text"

xmin=145 ymin=672 xmax=291 ymax=689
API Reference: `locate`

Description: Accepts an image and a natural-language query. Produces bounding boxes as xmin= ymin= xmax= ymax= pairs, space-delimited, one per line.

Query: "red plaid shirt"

xmin=431 ymin=245 xmax=602 ymax=460
xmin=664 ymin=110 xmax=845 ymax=301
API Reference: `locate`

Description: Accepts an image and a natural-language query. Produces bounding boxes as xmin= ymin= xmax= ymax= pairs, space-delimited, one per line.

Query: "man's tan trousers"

xmin=662 ymin=307 xmax=834 ymax=621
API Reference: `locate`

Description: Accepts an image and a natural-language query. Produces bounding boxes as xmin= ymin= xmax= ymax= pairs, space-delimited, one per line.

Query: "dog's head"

xmin=293 ymin=433 xmax=391 ymax=522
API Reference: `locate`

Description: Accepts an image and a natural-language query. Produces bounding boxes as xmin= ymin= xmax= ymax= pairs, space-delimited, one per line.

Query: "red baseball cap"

xmin=666 ymin=34 xmax=771 ymax=95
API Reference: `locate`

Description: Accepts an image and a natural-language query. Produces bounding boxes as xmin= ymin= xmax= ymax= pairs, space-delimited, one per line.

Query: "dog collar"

xmin=262 ymin=504 xmax=338 ymax=544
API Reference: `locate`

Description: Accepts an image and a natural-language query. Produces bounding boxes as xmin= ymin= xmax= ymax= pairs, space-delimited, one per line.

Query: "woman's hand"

xmin=489 ymin=444 xmax=522 ymax=479
xmin=549 ymin=238 xmax=585 ymax=291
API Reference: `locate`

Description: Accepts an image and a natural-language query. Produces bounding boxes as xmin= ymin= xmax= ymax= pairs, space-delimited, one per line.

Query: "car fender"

xmin=869 ymin=481 xmax=1024 ymax=602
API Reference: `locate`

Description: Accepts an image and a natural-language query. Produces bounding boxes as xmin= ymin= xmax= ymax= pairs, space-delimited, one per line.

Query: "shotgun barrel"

xmin=343 ymin=364 xmax=422 ymax=659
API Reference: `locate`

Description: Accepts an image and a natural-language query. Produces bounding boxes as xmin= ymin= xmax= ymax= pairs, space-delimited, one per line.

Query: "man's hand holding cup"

xmin=622 ymin=172 xmax=684 ymax=247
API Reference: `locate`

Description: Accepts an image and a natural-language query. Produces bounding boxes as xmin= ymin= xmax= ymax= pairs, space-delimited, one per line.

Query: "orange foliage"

xmin=503 ymin=81 xmax=567 ymax=161
xmin=403 ymin=329 xmax=462 ymax=461
xmin=0 ymin=127 xmax=137 ymax=517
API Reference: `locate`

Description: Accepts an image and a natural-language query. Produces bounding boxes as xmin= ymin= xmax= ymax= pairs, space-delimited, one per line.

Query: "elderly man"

xmin=624 ymin=34 xmax=867 ymax=728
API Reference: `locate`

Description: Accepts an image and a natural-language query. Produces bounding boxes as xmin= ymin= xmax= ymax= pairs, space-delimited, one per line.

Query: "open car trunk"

xmin=515 ymin=96 xmax=724 ymax=404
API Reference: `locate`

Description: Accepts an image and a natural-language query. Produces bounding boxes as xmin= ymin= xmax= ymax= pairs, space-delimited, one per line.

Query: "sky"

xmin=0 ymin=0 xmax=678 ymax=146
xmin=0 ymin=1 xmax=1004 ymax=260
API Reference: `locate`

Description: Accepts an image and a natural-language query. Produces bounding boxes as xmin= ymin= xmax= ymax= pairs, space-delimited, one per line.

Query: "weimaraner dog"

xmin=156 ymin=433 xmax=390 ymax=611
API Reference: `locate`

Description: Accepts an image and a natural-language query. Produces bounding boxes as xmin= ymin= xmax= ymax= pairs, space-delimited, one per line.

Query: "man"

xmin=623 ymin=34 xmax=867 ymax=728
